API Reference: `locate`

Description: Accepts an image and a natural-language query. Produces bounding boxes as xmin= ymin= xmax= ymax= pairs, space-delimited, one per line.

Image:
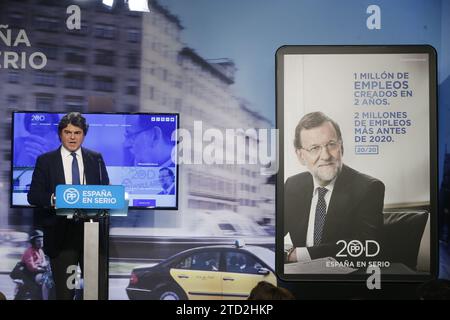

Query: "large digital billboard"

xmin=276 ymin=45 xmax=438 ymax=281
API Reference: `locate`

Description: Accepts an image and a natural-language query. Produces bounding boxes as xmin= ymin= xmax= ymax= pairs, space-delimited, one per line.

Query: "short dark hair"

xmin=58 ymin=112 xmax=89 ymax=136
xmin=417 ymin=279 xmax=450 ymax=300
xmin=248 ymin=281 xmax=295 ymax=300
xmin=293 ymin=111 xmax=342 ymax=150
xmin=159 ymin=167 xmax=174 ymax=177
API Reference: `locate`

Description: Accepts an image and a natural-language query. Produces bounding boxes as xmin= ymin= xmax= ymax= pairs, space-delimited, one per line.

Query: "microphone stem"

xmin=99 ymin=159 xmax=103 ymax=185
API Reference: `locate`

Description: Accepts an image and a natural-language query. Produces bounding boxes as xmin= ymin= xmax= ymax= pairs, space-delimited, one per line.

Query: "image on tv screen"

xmin=11 ymin=112 xmax=178 ymax=209
xmin=276 ymin=45 xmax=437 ymax=281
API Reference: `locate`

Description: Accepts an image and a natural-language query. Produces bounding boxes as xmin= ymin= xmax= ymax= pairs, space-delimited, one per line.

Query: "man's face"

xmin=124 ymin=128 xmax=157 ymax=164
xmin=34 ymin=237 xmax=43 ymax=249
xmin=159 ymin=169 xmax=174 ymax=189
xmin=296 ymin=121 xmax=343 ymax=186
xmin=124 ymin=116 xmax=159 ymax=164
xmin=60 ymin=123 xmax=85 ymax=152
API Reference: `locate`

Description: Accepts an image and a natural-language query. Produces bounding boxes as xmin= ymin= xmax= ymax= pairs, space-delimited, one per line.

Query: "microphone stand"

xmin=96 ymin=156 xmax=109 ymax=300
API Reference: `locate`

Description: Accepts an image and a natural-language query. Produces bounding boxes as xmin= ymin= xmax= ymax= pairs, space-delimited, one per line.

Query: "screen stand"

xmin=78 ymin=210 xmax=109 ymax=300
xmin=83 ymin=220 xmax=99 ymax=300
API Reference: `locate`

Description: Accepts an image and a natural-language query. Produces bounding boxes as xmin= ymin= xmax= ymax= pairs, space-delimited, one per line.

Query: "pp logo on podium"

xmin=56 ymin=185 xmax=125 ymax=210
xmin=63 ymin=188 xmax=80 ymax=204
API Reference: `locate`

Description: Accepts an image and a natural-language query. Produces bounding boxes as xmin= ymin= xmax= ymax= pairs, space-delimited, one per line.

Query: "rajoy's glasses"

xmin=124 ymin=128 xmax=149 ymax=140
xmin=301 ymin=140 xmax=341 ymax=156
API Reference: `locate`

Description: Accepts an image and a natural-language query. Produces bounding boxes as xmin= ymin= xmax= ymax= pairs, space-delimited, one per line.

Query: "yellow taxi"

xmin=126 ymin=240 xmax=276 ymax=300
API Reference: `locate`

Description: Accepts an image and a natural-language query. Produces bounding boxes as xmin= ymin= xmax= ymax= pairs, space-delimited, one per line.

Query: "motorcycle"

xmin=10 ymin=260 xmax=55 ymax=300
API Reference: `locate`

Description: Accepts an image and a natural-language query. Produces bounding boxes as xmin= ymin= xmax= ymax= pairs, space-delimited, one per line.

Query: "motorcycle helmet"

xmin=29 ymin=229 xmax=43 ymax=242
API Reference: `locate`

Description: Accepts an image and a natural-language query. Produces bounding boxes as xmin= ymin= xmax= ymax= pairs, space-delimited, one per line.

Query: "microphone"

xmin=98 ymin=157 xmax=103 ymax=185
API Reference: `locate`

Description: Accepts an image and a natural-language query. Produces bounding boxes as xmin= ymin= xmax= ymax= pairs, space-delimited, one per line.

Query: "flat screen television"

xmin=276 ymin=45 xmax=437 ymax=282
xmin=11 ymin=112 xmax=179 ymax=210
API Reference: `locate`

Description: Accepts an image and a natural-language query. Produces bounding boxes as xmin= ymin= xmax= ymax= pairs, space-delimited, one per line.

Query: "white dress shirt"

xmin=60 ymin=146 xmax=85 ymax=185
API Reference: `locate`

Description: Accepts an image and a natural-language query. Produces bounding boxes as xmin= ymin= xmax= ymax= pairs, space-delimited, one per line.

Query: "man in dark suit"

xmin=158 ymin=167 xmax=175 ymax=195
xmin=28 ymin=112 xmax=109 ymax=300
xmin=284 ymin=112 xmax=384 ymax=263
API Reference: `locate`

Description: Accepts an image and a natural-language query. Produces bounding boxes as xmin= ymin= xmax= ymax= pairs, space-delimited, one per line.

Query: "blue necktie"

xmin=71 ymin=152 xmax=81 ymax=185
xmin=314 ymin=187 xmax=328 ymax=245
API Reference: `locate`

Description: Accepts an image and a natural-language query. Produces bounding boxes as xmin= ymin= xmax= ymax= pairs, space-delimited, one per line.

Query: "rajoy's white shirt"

xmin=60 ymin=146 xmax=85 ymax=185
xmin=285 ymin=177 xmax=336 ymax=262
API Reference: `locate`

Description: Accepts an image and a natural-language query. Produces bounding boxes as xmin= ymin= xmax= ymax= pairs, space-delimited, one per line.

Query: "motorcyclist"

xmin=19 ymin=230 xmax=52 ymax=299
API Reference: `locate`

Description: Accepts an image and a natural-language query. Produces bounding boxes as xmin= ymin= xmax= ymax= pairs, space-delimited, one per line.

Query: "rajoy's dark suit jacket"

xmin=27 ymin=147 xmax=109 ymax=258
xmin=158 ymin=184 xmax=175 ymax=195
xmin=284 ymin=164 xmax=385 ymax=260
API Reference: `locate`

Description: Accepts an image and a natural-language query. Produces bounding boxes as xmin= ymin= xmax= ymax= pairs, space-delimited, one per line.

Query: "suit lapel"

xmin=322 ymin=165 xmax=352 ymax=242
xmin=291 ymin=174 xmax=313 ymax=247
xmin=53 ymin=147 xmax=66 ymax=186
xmin=300 ymin=178 xmax=313 ymax=242
xmin=82 ymin=148 xmax=94 ymax=185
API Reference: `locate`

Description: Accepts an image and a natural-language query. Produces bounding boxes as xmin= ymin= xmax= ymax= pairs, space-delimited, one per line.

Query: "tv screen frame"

xmin=10 ymin=111 xmax=179 ymax=210
xmin=276 ymin=45 xmax=438 ymax=282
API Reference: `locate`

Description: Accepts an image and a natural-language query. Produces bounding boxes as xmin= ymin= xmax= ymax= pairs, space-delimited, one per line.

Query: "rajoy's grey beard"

xmin=314 ymin=162 xmax=342 ymax=185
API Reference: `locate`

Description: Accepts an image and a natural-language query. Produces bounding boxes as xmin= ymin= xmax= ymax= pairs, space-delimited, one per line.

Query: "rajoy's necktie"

xmin=71 ymin=152 xmax=81 ymax=185
xmin=314 ymin=187 xmax=328 ymax=245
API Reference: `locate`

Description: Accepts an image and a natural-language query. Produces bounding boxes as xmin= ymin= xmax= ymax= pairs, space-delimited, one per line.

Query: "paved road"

xmin=109 ymin=278 xmax=130 ymax=300
xmin=0 ymin=275 xmax=130 ymax=300
xmin=0 ymin=274 xmax=15 ymax=300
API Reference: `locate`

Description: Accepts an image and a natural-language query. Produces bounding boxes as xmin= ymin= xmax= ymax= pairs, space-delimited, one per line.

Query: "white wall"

xmin=284 ymin=53 xmax=431 ymax=206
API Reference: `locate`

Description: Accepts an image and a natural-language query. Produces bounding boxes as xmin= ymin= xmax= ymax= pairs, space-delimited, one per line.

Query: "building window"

xmin=64 ymin=96 xmax=84 ymax=112
xmin=34 ymin=71 xmax=56 ymax=87
xmin=226 ymin=182 xmax=233 ymax=194
xmin=177 ymin=54 xmax=183 ymax=66
xmin=126 ymin=79 xmax=138 ymax=95
xmin=127 ymin=52 xmax=139 ymax=69
xmin=35 ymin=94 xmax=54 ymax=111
xmin=34 ymin=16 xmax=59 ymax=32
xmin=8 ymin=70 xmax=20 ymax=83
xmin=94 ymin=24 xmax=116 ymax=39
xmin=65 ymin=47 xmax=86 ymax=64
xmin=7 ymin=95 xmax=19 ymax=108
xmin=37 ymin=43 xmax=58 ymax=60
xmin=127 ymin=28 xmax=141 ymax=43
xmin=95 ymin=49 xmax=115 ymax=66
xmin=174 ymin=98 xmax=182 ymax=111
xmin=125 ymin=105 xmax=137 ymax=113
xmin=94 ymin=76 xmax=114 ymax=92
xmin=174 ymin=75 xmax=182 ymax=88
xmin=66 ymin=24 xmax=89 ymax=36
xmin=149 ymin=86 xmax=154 ymax=99
xmin=8 ymin=13 xmax=24 ymax=28
xmin=38 ymin=0 xmax=64 ymax=6
xmin=64 ymin=73 xmax=85 ymax=89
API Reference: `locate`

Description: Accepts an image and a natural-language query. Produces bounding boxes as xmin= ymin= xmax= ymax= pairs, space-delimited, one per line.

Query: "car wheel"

xmin=156 ymin=286 xmax=187 ymax=300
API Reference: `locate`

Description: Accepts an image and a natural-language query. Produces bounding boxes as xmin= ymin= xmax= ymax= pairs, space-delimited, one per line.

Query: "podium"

xmin=55 ymin=185 xmax=128 ymax=300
